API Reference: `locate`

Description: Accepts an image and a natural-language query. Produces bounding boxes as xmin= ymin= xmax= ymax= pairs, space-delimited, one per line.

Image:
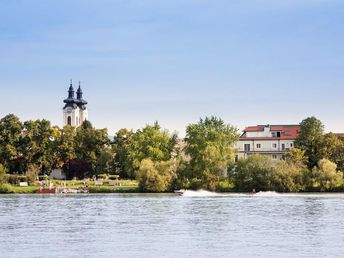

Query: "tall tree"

xmin=185 ymin=116 xmax=239 ymax=189
xmin=0 ymin=114 xmax=23 ymax=173
xmin=74 ymin=121 xmax=110 ymax=177
xmin=319 ymin=133 xmax=344 ymax=172
xmin=113 ymin=128 xmax=135 ymax=179
xmin=22 ymin=119 xmax=58 ymax=174
xmin=295 ymin=117 xmax=324 ymax=169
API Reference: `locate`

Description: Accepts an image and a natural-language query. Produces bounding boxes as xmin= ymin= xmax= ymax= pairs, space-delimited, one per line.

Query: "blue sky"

xmin=0 ymin=0 xmax=344 ymax=136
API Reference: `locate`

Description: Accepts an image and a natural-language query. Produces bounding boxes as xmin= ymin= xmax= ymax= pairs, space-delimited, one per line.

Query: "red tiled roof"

xmin=243 ymin=126 xmax=265 ymax=132
xmin=241 ymin=124 xmax=301 ymax=140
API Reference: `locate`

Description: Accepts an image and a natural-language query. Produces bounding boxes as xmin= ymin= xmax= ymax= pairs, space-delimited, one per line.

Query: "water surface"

xmin=0 ymin=192 xmax=344 ymax=257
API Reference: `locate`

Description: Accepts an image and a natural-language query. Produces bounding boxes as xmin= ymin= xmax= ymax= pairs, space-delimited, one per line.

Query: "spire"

xmin=77 ymin=81 xmax=83 ymax=100
xmin=68 ymin=79 xmax=75 ymax=99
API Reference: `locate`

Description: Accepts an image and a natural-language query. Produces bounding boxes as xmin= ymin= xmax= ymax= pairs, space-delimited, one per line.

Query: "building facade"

xmin=235 ymin=124 xmax=301 ymax=160
xmin=63 ymin=81 xmax=88 ymax=127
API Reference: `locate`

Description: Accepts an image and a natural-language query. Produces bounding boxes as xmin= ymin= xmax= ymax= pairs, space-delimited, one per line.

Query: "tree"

xmin=136 ymin=158 xmax=176 ymax=192
xmin=228 ymin=154 xmax=274 ymax=192
xmin=0 ymin=164 xmax=6 ymax=184
xmin=228 ymin=154 xmax=309 ymax=192
xmin=284 ymin=148 xmax=308 ymax=167
xmin=21 ymin=119 xmax=58 ymax=174
xmin=74 ymin=122 xmax=110 ymax=177
xmin=295 ymin=117 xmax=324 ymax=169
xmin=113 ymin=122 xmax=177 ymax=179
xmin=312 ymin=159 xmax=343 ymax=191
xmin=0 ymin=114 xmax=23 ymax=173
xmin=319 ymin=133 xmax=344 ymax=172
xmin=57 ymin=125 xmax=77 ymax=169
xmin=185 ymin=116 xmax=239 ymax=189
xmin=113 ymin=128 xmax=135 ymax=179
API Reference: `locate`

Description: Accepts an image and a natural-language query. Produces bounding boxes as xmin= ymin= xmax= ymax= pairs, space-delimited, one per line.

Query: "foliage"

xmin=295 ymin=117 xmax=324 ymax=169
xmin=0 ymin=183 xmax=14 ymax=194
xmin=319 ymin=133 xmax=344 ymax=172
xmin=311 ymin=159 xmax=343 ymax=191
xmin=113 ymin=123 xmax=177 ymax=179
xmin=185 ymin=116 xmax=239 ymax=189
xmin=229 ymin=155 xmax=310 ymax=192
xmin=136 ymin=158 xmax=176 ymax=192
xmin=96 ymin=174 xmax=107 ymax=179
xmin=0 ymin=164 xmax=6 ymax=184
xmin=0 ymin=114 xmax=23 ymax=173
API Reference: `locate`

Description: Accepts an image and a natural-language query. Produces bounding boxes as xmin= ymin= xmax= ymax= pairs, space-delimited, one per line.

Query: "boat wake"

xmin=253 ymin=191 xmax=280 ymax=197
xmin=179 ymin=189 xmax=224 ymax=197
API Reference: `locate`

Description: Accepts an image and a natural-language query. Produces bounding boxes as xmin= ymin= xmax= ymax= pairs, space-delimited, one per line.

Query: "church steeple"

xmin=68 ymin=79 xmax=75 ymax=99
xmin=63 ymin=79 xmax=89 ymax=127
xmin=77 ymin=81 xmax=83 ymax=100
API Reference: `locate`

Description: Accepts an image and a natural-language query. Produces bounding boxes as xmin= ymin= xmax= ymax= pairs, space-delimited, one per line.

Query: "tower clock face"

xmin=66 ymin=107 xmax=73 ymax=114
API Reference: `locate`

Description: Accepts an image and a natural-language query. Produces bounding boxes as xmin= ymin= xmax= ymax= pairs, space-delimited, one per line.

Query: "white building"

xmin=63 ymin=81 xmax=88 ymax=127
xmin=235 ymin=124 xmax=301 ymax=160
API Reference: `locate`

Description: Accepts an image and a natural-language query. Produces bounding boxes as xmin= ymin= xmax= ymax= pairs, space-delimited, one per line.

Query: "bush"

xmin=38 ymin=175 xmax=48 ymax=181
xmin=136 ymin=159 xmax=175 ymax=192
xmin=108 ymin=175 xmax=119 ymax=180
xmin=0 ymin=164 xmax=6 ymax=184
xmin=96 ymin=174 xmax=107 ymax=179
xmin=312 ymin=159 xmax=343 ymax=191
xmin=0 ymin=183 xmax=15 ymax=194
xmin=6 ymin=174 xmax=29 ymax=185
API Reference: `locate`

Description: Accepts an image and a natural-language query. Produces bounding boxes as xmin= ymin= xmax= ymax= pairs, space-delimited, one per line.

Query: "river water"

xmin=0 ymin=192 xmax=344 ymax=257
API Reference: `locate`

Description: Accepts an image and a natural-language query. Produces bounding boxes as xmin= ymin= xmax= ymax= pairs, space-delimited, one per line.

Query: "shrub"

xmin=96 ymin=174 xmax=107 ymax=179
xmin=38 ymin=175 xmax=48 ymax=181
xmin=136 ymin=159 xmax=175 ymax=192
xmin=0 ymin=164 xmax=6 ymax=184
xmin=0 ymin=183 xmax=15 ymax=194
xmin=312 ymin=159 xmax=343 ymax=191
xmin=108 ymin=175 xmax=120 ymax=180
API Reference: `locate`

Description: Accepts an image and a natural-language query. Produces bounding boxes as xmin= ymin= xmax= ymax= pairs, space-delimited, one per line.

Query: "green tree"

xmin=312 ymin=159 xmax=343 ymax=191
xmin=113 ymin=123 xmax=177 ymax=179
xmin=295 ymin=117 xmax=324 ymax=169
xmin=74 ymin=121 xmax=110 ymax=177
xmin=57 ymin=125 xmax=77 ymax=169
xmin=113 ymin=128 xmax=135 ymax=179
xmin=21 ymin=119 xmax=58 ymax=174
xmin=136 ymin=158 xmax=176 ymax=192
xmin=185 ymin=116 xmax=239 ymax=189
xmin=0 ymin=114 xmax=23 ymax=173
xmin=319 ymin=133 xmax=344 ymax=172
xmin=228 ymin=154 xmax=274 ymax=192
xmin=0 ymin=164 xmax=6 ymax=184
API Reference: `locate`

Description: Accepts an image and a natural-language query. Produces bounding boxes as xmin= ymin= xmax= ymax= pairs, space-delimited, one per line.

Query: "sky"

xmin=0 ymin=0 xmax=344 ymax=136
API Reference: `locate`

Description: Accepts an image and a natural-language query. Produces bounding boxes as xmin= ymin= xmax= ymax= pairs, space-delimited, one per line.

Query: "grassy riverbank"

xmin=0 ymin=179 xmax=139 ymax=194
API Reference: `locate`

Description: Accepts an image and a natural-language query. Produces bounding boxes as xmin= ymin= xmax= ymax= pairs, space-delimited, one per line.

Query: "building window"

xmin=256 ymin=144 xmax=261 ymax=149
xmin=272 ymin=143 xmax=277 ymax=148
xmin=281 ymin=144 xmax=285 ymax=151
xmin=244 ymin=144 xmax=251 ymax=152
xmin=67 ymin=116 xmax=71 ymax=126
xmin=272 ymin=154 xmax=277 ymax=159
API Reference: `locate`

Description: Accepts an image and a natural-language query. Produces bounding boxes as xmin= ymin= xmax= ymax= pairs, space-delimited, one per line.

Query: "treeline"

xmin=230 ymin=117 xmax=344 ymax=192
xmin=1 ymin=114 xmax=344 ymax=192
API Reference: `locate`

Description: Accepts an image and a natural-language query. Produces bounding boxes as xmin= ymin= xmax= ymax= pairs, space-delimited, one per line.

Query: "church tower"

xmin=63 ymin=80 xmax=88 ymax=127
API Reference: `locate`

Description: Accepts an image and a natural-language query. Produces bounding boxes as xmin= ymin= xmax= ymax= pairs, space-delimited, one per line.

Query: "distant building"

xmin=235 ymin=124 xmax=301 ymax=160
xmin=63 ymin=80 xmax=88 ymax=127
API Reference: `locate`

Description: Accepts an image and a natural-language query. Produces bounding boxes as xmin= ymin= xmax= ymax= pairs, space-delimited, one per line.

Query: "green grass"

xmin=11 ymin=186 xmax=38 ymax=194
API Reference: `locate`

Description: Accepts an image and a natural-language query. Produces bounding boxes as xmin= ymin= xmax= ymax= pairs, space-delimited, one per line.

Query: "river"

xmin=0 ymin=192 xmax=344 ymax=257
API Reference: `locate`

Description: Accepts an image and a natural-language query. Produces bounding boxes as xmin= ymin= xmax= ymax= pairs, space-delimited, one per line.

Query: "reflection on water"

xmin=0 ymin=193 xmax=344 ymax=257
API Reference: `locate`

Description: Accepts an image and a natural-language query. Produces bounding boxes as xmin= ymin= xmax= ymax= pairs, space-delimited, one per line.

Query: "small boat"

xmin=174 ymin=189 xmax=186 ymax=196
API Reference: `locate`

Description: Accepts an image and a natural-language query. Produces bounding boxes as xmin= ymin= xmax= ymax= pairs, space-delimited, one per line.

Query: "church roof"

xmin=63 ymin=80 xmax=87 ymax=109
